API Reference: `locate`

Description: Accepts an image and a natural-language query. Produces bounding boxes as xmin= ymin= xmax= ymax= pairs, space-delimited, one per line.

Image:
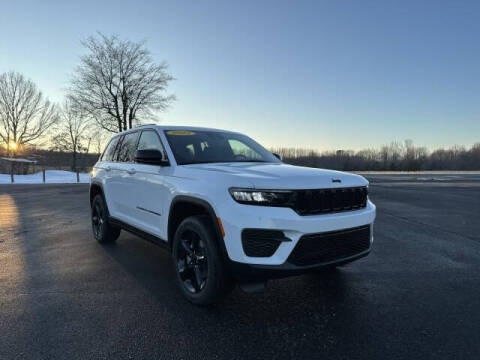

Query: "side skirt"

xmin=109 ymin=217 xmax=171 ymax=252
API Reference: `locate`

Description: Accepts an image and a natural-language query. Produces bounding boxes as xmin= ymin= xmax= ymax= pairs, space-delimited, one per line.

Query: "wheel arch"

xmin=168 ymin=196 xmax=227 ymax=258
xmin=90 ymin=181 xmax=105 ymax=206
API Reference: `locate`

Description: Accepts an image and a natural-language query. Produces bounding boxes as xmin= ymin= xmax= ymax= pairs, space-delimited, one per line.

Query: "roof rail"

xmin=134 ymin=123 xmax=158 ymax=128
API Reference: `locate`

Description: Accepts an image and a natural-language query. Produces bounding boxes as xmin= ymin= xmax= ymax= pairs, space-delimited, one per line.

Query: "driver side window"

xmin=137 ymin=130 xmax=167 ymax=159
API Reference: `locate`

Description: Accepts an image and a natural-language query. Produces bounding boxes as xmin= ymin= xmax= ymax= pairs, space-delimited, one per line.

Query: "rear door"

xmin=109 ymin=131 xmax=140 ymax=225
xmin=98 ymin=135 xmax=122 ymax=217
xmin=130 ymin=129 xmax=172 ymax=239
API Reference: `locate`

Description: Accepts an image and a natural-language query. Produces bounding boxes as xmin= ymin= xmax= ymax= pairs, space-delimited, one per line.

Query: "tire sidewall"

xmin=92 ymin=194 xmax=106 ymax=242
xmin=172 ymin=216 xmax=223 ymax=305
xmin=92 ymin=194 xmax=119 ymax=243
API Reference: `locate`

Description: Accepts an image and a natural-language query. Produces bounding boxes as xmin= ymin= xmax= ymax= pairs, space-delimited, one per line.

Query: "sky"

xmin=1 ymin=0 xmax=479 ymax=151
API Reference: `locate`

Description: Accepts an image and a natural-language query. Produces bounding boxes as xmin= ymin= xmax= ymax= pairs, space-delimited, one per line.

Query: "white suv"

xmin=90 ymin=125 xmax=376 ymax=305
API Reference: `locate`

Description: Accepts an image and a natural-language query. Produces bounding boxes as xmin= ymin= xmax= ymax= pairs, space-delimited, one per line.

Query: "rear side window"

xmin=101 ymin=137 xmax=120 ymax=162
xmin=137 ymin=130 xmax=167 ymax=158
xmin=116 ymin=132 xmax=139 ymax=162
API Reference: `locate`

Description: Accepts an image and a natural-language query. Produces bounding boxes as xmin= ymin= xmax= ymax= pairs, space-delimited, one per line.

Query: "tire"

xmin=91 ymin=194 xmax=121 ymax=244
xmin=172 ymin=215 xmax=232 ymax=305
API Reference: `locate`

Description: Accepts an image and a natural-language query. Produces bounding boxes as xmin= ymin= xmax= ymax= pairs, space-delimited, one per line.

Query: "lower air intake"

xmin=288 ymin=225 xmax=371 ymax=266
xmin=241 ymin=229 xmax=287 ymax=257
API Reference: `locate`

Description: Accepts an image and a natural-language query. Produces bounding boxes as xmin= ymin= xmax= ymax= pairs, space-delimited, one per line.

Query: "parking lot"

xmin=1 ymin=175 xmax=480 ymax=359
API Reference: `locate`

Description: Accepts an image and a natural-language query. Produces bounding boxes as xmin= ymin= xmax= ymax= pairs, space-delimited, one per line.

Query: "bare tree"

xmin=69 ymin=33 xmax=175 ymax=133
xmin=0 ymin=71 xmax=58 ymax=156
xmin=93 ymin=130 xmax=108 ymax=155
xmin=50 ymin=100 xmax=90 ymax=170
xmin=83 ymin=124 xmax=108 ymax=155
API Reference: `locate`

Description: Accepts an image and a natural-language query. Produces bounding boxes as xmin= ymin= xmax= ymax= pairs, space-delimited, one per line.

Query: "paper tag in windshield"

xmin=166 ymin=130 xmax=195 ymax=136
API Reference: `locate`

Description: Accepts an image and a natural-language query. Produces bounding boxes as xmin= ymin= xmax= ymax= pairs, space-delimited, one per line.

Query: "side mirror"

xmin=273 ymin=153 xmax=282 ymax=161
xmin=135 ymin=149 xmax=169 ymax=166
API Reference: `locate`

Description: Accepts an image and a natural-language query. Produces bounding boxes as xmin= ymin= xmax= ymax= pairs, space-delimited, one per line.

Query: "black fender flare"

xmin=168 ymin=195 xmax=229 ymax=261
xmin=89 ymin=180 xmax=105 ymax=205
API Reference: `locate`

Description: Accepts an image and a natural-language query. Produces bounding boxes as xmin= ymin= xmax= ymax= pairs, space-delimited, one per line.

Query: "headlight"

xmin=229 ymin=188 xmax=293 ymax=206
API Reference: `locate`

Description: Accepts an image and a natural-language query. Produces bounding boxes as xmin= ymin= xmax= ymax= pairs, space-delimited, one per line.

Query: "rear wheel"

xmin=91 ymin=194 xmax=121 ymax=244
xmin=172 ymin=215 xmax=232 ymax=305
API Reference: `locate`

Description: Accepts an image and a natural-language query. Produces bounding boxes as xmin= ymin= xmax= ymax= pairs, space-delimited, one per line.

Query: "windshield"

xmin=164 ymin=130 xmax=281 ymax=165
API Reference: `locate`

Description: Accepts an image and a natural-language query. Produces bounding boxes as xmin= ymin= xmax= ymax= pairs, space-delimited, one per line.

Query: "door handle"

xmin=127 ymin=168 xmax=136 ymax=175
xmin=105 ymin=166 xmax=112 ymax=171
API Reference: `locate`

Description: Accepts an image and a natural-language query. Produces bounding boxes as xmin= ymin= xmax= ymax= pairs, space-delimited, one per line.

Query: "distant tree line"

xmin=272 ymin=140 xmax=480 ymax=171
xmin=0 ymin=147 xmax=100 ymax=174
xmin=3 ymin=140 xmax=480 ymax=172
xmin=32 ymin=149 xmax=100 ymax=170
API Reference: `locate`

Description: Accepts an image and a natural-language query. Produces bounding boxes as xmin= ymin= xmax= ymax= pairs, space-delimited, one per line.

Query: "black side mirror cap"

xmin=135 ymin=149 xmax=169 ymax=166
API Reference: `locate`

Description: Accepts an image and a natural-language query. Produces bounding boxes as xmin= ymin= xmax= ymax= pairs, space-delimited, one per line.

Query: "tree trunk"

xmin=12 ymin=129 xmax=17 ymax=158
xmin=117 ymin=116 xmax=122 ymax=133
xmin=72 ymin=151 xmax=77 ymax=171
xmin=6 ymin=134 xmax=10 ymax=158
xmin=128 ymin=110 xmax=133 ymax=129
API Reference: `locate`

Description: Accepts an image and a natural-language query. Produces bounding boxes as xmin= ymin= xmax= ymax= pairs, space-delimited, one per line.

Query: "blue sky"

xmin=1 ymin=0 xmax=479 ymax=150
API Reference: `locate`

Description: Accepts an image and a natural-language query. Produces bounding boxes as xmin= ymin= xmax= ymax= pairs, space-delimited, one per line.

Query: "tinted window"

xmin=137 ymin=130 xmax=166 ymax=159
xmin=101 ymin=137 xmax=120 ymax=162
xmin=228 ymin=139 xmax=262 ymax=160
xmin=164 ymin=130 xmax=280 ymax=165
xmin=116 ymin=132 xmax=139 ymax=162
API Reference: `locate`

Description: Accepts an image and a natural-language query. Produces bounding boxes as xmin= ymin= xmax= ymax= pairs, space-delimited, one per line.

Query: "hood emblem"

xmin=331 ymin=178 xmax=342 ymax=183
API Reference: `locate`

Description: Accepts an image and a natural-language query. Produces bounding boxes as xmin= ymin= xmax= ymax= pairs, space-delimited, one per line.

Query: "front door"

xmin=130 ymin=130 xmax=171 ymax=240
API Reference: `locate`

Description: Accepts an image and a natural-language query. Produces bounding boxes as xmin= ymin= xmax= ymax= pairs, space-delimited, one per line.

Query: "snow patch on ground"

xmin=0 ymin=170 xmax=90 ymax=184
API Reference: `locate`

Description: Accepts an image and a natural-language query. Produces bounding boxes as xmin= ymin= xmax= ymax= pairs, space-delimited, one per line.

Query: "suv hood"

xmin=184 ymin=162 xmax=368 ymax=189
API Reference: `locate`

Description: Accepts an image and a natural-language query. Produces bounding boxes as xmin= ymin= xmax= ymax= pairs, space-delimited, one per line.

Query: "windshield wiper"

xmin=180 ymin=160 xmax=225 ymax=165
xmin=233 ymin=160 xmax=270 ymax=163
xmin=180 ymin=159 xmax=271 ymax=165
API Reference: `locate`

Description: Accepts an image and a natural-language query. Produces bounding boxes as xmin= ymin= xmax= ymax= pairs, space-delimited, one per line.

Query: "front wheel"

xmin=172 ymin=215 xmax=232 ymax=305
xmin=91 ymin=194 xmax=121 ymax=244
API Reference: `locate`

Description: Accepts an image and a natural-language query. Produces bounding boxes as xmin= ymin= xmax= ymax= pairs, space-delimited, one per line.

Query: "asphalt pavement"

xmin=1 ymin=175 xmax=479 ymax=359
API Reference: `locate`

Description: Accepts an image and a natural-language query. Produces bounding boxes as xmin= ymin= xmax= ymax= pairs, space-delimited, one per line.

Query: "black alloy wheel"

xmin=91 ymin=194 xmax=121 ymax=244
xmin=172 ymin=215 xmax=233 ymax=305
xmin=92 ymin=199 xmax=105 ymax=240
xmin=176 ymin=229 xmax=209 ymax=293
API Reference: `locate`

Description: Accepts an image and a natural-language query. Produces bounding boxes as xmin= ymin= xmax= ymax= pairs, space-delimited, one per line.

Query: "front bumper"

xmin=228 ymin=249 xmax=370 ymax=281
xmin=217 ymin=199 xmax=376 ymax=266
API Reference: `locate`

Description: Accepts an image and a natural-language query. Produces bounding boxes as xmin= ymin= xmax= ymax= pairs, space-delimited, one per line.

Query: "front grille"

xmin=292 ymin=187 xmax=368 ymax=216
xmin=241 ymin=229 xmax=288 ymax=257
xmin=287 ymin=225 xmax=371 ymax=266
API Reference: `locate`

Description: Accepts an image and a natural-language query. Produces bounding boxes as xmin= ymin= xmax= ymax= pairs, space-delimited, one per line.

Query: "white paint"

xmin=93 ymin=125 xmax=376 ymax=266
